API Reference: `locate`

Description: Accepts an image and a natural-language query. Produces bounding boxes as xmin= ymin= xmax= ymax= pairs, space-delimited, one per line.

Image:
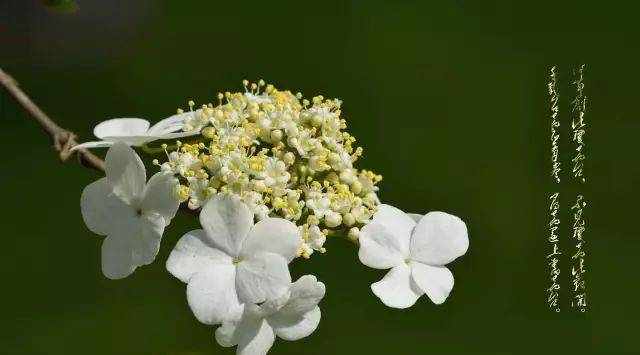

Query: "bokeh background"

xmin=1 ymin=0 xmax=637 ymax=354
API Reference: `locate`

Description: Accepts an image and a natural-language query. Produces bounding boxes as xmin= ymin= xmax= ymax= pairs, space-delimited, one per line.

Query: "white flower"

xmin=350 ymin=205 xmax=371 ymax=224
xmin=72 ymin=113 xmax=200 ymax=150
xmin=215 ymin=275 xmax=325 ymax=355
xmin=161 ymin=151 xmax=202 ymax=177
xmin=305 ymin=196 xmax=331 ymax=219
xmin=324 ymin=210 xmax=342 ymax=228
xmin=289 ymin=129 xmax=318 ymax=158
xmin=299 ymin=242 xmax=314 ymax=259
xmin=80 ymin=142 xmax=180 ymax=279
xmin=242 ymin=191 xmax=270 ymax=220
xmin=299 ymin=225 xmax=327 ymax=258
xmin=358 ymin=205 xmax=469 ymax=308
xmin=259 ymin=158 xmax=290 ymax=189
xmin=339 ymin=168 xmax=358 ymax=185
xmin=307 ymin=225 xmax=326 ymax=252
xmin=166 ymin=194 xmax=301 ymax=324
xmin=187 ymin=177 xmax=211 ymax=210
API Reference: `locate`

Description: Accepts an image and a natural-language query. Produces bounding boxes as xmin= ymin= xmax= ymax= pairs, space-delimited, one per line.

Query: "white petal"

xmin=103 ymin=135 xmax=156 ymax=146
xmin=410 ymin=261 xmax=454 ymax=305
xmin=154 ymin=130 xmax=201 ymax=139
xmin=237 ymin=319 xmax=275 ymax=355
xmin=215 ymin=321 xmax=239 ymax=347
xmin=277 ymin=275 xmax=325 ymax=317
xmin=215 ymin=306 xmax=275 ymax=355
xmin=166 ymin=229 xmax=233 ymax=283
xmin=215 ymin=322 xmax=238 ymax=348
xmin=199 ymin=194 xmax=253 ymax=257
xmin=147 ymin=114 xmax=187 ymax=135
xmin=101 ymin=235 xmax=135 ymax=279
xmin=358 ymin=223 xmax=406 ymax=269
xmin=236 ymin=320 xmax=276 ymax=355
xmin=70 ymin=141 xmax=114 ymax=151
xmin=241 ymin=217 xmax=300 ymax=262
xmin=94 ymin=118 xmax=150 ymax=139
xmin=187 ymin=265 xmax=241 ymax=324
xmin=410 ymin=211 xmax=469 ymax=266
xmin=131 ymin=212 xmax=164 ymax=266
xmin=105 ymin=142 xmax=146 ymax=202
xmin=141 ymin=172 xmax=180 ymax=224
xmin=371 ymin=263 xmax=422 ymax=309
xmin=271 ymin=306 xmax=321 ymax=341
xmin=371 ymin=204 xmax=415 ymax=251
xmin=80 ymin=178 xmax=130 ymax=236
xmin=267 ymin=275 xmax=325 ymax=341
xmin=408 ymin=213 xmax=422 ymax=222
xmin=100 ymin=214 xmax=162 ymax=279
xmin=259 ymin=290 xmax=291 ymax=316
xmin=214 ymin=305 xmax=258 ymax=348
xmin=236 ymin=252 xmax=291 ymax=304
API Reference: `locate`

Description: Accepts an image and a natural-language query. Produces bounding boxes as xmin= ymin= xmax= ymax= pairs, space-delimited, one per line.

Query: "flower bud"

xmin=348 ymin=227 xmax=360 ymax=242
xmin=311 ymin=114 xmax=323 ymax=126
xmin=351 ymin=180 xmax=363 ymax=195
xmin=252 ymin=180 xmax=266 ymax=192
xmin=283 ymin=152 xmax=295 ymax=165
xmin=343 ymin=212 xmax=355 ymax=227
xmin=270 ymin=129 xmax=283 ymax=142
xmin=202 ymin=127 xmax=216 ymax=138
xmin=324 ymin=211 xmax=342 ymax=228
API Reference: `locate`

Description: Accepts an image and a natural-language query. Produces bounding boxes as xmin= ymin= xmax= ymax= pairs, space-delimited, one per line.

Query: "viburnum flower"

xmin=358 ymin=205 xmax=469 ymax=308
xmin=161 ymin=149 xmax=203 ymax=177
xmin=166 ymin=194 xmax=300 ymax=324
xmin=67 ymin=80 xmax=469 ymax=354
xmin=72 ymin=113 xmax=199 ymax=150
xmin=80 ymin=142 xmax=180 ymax=279
xmin=215 ymin=275 xmax=326 ymax=355
xmin=258 ymin=157 xmax=290 ymax=189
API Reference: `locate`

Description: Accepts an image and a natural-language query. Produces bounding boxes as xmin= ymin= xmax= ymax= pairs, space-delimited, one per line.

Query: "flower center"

xmin=232 ymin=257 xmax=243 ymax=265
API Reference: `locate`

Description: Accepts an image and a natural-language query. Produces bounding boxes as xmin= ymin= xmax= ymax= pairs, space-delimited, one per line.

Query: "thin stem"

xmin=0 ymin=67 xmax=105 ymax=171
xmin=141 ymin=143 xmax=178 ymax=155
xmin=0 ymin=67 xmax=200 ymax=215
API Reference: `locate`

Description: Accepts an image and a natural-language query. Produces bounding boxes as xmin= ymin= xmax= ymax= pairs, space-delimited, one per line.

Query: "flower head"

xmin=358 ymin=205 xmax=469 ymax=308
xmin=153 ymin=81 xmax=382 ymax=256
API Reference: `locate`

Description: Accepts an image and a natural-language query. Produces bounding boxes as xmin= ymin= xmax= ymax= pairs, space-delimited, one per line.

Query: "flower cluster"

xmin=156 ymin=81 xmax=382 ymax=258
xmin=75 ymin=81 xmax=469 ymax=355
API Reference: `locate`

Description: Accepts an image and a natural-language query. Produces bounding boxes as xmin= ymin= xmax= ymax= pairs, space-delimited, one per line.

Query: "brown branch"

xmin=0 ymin=67 xmax=198 ymax=215
xmin=0 ymin=67 xmax=105 ymax=171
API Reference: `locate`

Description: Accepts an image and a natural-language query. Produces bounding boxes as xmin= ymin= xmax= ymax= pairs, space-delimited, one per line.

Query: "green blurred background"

xmin=1 ymin=0 xmax=637 ymax=354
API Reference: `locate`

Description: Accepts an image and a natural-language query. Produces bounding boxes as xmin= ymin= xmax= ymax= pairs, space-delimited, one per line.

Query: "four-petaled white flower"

xmin=166 ymin=194 xmax=301 ymax=324
xmin=72 ymin=113 xmax=200 ymax=150
xmin=215 ymin=275 xmax=325 ymax=355
xmin=358 ymin=205 xmax=469 ymax=308
xmin=80 ymin=142 xmax=180 ymax=279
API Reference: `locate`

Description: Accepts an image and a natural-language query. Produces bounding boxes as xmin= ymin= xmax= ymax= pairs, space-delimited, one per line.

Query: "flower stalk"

xmin=0 ymin=67 xmax=105 ymax=171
